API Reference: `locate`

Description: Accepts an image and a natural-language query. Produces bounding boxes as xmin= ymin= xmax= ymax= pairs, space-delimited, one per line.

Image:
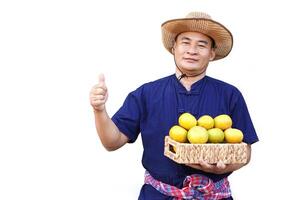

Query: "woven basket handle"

xmin=164 ymin=136 xmax=178 ymax=159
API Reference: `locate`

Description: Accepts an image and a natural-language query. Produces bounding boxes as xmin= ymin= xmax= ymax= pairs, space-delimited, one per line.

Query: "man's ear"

xmin=209 ymin=49 xmax=216 ymax=61
xmin=172 ymin=43 xmax=176 ymax=54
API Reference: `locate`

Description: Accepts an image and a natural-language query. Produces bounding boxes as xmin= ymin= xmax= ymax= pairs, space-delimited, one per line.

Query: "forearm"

xmin=94 ymin=109 xmax=127 ymax=151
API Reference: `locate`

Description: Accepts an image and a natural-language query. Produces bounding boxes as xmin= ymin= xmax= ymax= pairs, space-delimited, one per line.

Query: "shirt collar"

xmin=172 ymin=74 xmax=207 ymax=94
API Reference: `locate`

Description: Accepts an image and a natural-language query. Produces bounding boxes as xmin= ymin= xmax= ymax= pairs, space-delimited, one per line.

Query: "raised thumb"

xmin=98 ymin=73 xmax=105 ymax=84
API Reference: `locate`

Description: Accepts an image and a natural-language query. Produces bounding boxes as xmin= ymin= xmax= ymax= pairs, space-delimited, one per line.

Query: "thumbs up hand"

xmin=90 ymin=74 xmax=109 ymax=112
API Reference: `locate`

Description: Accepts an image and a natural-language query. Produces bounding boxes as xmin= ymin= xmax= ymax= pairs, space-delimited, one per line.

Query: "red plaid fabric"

xmin=144 ymin=171 xmax=231 ymax=200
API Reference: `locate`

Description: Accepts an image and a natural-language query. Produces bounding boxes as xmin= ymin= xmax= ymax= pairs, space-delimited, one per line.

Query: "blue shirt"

xmin=112 ymin=74 xmax=258 ymax=199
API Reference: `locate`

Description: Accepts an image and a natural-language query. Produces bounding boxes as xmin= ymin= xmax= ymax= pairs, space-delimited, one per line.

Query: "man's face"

xmin=173 ymin=32 xmax=216 ymax=74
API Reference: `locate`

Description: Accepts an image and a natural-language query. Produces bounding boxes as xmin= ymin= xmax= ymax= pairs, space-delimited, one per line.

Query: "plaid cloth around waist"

xmin=144 ymin=171 xmax=231 ymax=200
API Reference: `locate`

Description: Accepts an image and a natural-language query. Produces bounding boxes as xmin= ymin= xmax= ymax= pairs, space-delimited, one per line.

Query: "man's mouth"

xmin=183 ymin=58 xmax=199 ymax=63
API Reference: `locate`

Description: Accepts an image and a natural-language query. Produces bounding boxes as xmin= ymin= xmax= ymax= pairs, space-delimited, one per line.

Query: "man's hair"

xmin=210 ymin=38 xmax=216 ymax=49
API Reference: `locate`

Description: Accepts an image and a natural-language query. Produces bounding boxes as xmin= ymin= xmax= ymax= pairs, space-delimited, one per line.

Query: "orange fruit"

xmin=178 ymin=113 xmax=197 ymax=130
xmin=169 ymin=125 xmax=188 ymax=143
xmin=187 ymin=126 xmax=208 ymax=144
xmin=198 ymin=115 xmax=214 ymax=129
xmin=208 ymin=128 xmax=224 ymax=143
xmin=224 ymin=128 xmax=244 ymax=143
xmin=214 ymin=114 xmax=232 ymax=130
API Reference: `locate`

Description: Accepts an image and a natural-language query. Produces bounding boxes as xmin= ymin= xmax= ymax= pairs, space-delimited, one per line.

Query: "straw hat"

xmin=161 ymin=12 xmax=233 ymax=60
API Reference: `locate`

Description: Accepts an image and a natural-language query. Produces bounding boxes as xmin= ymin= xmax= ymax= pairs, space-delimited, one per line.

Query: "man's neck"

xmin=175 ymin=70 xmax=206 ymax=91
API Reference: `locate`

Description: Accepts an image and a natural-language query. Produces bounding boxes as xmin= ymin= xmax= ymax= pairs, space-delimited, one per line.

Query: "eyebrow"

xmin=198 ymin=40 xmax=209 ymax=45
xmin=180 ymin=36 xmax=191 ymax=41
xmin=180 ymin=37 xmax=209 ymax=45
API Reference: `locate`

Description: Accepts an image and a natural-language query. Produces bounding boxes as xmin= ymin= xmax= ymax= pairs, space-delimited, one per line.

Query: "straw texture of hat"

xmin=161 ymin=12 xmax=233 ymax=61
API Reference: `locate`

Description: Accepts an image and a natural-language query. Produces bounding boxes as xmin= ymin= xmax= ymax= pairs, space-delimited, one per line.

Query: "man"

xmin=89 ymin=12 xmax=258 ymax=200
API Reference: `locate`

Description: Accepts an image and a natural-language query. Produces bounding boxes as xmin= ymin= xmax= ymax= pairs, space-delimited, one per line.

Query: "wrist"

xmin=93 ymin=106 xmax=108 ymax=116
xmin=93 ymin=108 xmax=104 ymax=113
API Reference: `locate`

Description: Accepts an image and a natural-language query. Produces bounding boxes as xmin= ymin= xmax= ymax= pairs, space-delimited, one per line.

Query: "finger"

xmin=199 ymin=160 xmax=214 ymax=169
xmin=92 ymin=99 xmax=106 ymax=106
xmin=98 ymin=73 xmax=105 ymax=84
xmin=92 ymin=85 xmax=107 ymax=95
xmin=96 ymin=94 xmax=106 ymax=100
xmin=97 ymin=76 xmax=107 ymax=91
xmin=217 ymin=161 xmax=226 ymax=169
xmin=92 ymin=88 xmax=106 ymax=95
xmin=186 ymin=164 xmax=202 ymax=170
xmin=92 ymin=95 xmax=106 ymax=101
xmin=97 ymin=82 xmax=107 ymax=91
xmin=91 ymin=84 xmax=107 ymax=95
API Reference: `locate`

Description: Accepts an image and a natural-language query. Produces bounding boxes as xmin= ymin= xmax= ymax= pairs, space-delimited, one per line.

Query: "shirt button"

xmin=178 ymin=109 xmax=185 ymax=113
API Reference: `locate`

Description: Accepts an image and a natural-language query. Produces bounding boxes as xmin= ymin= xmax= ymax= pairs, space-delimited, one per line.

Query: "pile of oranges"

xmin=169 ymin=113 xmax=244 ymax=144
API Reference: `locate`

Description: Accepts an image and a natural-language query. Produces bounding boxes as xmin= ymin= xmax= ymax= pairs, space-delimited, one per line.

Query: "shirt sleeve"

xmin=111 ymin=87 xmax=143 ymax=143
xmin=230 ymin=88 xmax=259 ymax=144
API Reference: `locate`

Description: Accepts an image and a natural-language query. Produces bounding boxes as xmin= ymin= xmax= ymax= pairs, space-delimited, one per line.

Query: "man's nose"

xmin=186 ymin=45 xmax=198 ymax=55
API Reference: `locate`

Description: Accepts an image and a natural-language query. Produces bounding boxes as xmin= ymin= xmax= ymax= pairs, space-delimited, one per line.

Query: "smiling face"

xmin=173 ymin=32 xmax=216 ymax=76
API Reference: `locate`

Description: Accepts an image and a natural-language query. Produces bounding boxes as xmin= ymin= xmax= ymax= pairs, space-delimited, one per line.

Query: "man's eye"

xmin=182 ymin=41 xmax=189 ymax=45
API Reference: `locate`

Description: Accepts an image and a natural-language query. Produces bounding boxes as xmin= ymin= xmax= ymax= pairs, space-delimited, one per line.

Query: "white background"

xmin=1 ymin=0 xmax=295 ymax=199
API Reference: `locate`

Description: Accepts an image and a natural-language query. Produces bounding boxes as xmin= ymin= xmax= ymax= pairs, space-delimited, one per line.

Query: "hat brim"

xmin=161 ymin=18 xmax=233 ymax=60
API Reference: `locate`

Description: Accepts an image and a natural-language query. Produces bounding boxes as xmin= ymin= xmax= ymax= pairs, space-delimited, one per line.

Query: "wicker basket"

xmin=164 ymin=136 xmax=248 ymax=164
